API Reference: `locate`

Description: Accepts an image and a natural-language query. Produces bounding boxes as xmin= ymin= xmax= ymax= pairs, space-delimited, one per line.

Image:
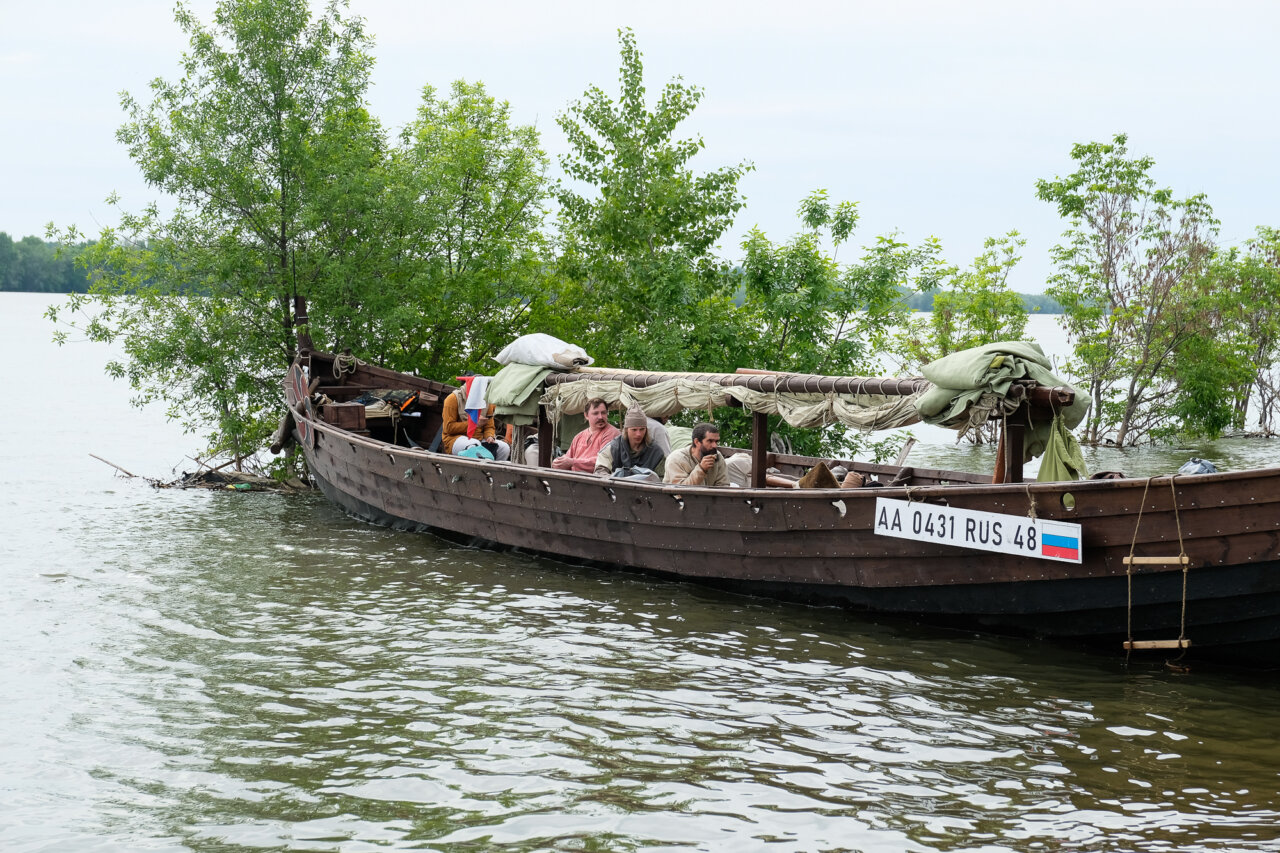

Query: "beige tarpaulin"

xmin=536 ymin=340 xmax=1089 ymax=460
xmin=540 ymin=376 xmax=924 ymax=432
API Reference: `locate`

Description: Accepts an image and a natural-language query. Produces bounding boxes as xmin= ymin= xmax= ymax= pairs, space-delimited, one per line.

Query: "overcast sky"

xmin=3 ymin=0 xmax=1276 ymax=292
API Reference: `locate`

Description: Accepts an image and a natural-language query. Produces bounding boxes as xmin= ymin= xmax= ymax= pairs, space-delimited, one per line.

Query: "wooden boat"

xmin=276 ymin=326 xmax=1280 ymax=667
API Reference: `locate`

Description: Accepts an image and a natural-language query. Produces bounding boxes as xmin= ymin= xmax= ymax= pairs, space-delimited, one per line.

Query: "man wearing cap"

xmin=595 ymin=406 xmax=666 ymax=477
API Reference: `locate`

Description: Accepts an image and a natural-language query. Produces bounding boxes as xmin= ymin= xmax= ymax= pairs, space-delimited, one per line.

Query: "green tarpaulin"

xmin=916 ymin=341 xmax=1090 ymax=462
xmin=1036 ymin=413 xmax=1090 ymax=482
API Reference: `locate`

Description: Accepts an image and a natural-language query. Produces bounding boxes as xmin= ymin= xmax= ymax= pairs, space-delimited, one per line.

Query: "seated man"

xmin=663 ymin=422 xmax=729 ymax=487
xmin=441 ymin=384 xmax=510 ymax=460
xmin=595 ymin=406 xmax=666 ymax=477
xmin=551 ymin=398 xmax=619 ymax=473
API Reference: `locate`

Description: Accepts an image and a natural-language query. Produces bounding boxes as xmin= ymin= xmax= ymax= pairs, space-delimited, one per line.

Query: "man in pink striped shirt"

xmin=551 ymin=398 xmax=619 ymax=473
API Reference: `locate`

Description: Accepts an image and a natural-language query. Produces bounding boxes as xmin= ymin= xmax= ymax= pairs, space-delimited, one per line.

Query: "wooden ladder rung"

xmin=1123 ymin=555 xmax=1190 ymax=565
xmin=1124 ymin=639 xmax=1192 ymax=650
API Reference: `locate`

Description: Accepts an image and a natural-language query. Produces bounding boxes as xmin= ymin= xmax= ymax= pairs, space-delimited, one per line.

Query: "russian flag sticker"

xmin=1040 ymin=520 xmax=1082 ymax=562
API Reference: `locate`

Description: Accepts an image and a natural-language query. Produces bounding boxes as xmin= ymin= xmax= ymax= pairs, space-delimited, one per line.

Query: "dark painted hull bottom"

xmin=311 ymin=468 xmax=1280 ymax=669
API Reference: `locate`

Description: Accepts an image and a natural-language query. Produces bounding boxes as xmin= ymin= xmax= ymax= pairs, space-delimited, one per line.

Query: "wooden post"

xmin=1006 ymin=423 xmax=1025 ymax=483
xmin=991 ymin=426 xmax=1006 ymax=484
xmin=537 ymin=403 xmax=554 ymax=468
xmin=991 ymin=407 xmax=1027 ymax=484
xmin=751 ymin=411 xmax=768 ymax=489
xmin=293 ymin=295 xmax=314 ymax=354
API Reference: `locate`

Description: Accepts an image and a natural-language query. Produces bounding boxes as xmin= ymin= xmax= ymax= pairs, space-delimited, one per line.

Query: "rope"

xmin=1123 ymin=477 xmax=1192 ymax=662
xmin=333 ymin=353 xmax=363 ymax=378
xmin=1124 ymin=477 xmax=1154 ymax=660
xmin=1170 ymin=476 xmax=1190 ymax=651
xmin=1023 ymin=483 xmax=1038 ymax=519
xmin=999 ymin=407 xmax=1008 ymax=466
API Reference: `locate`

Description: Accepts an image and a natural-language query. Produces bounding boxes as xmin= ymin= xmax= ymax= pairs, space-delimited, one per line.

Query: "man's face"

xmin=694 ymin=431 xmax=720 ymax=455
xmin=626 ymin=426 xmax=647 ymax=449
xmin=586 ymin=404 xmax=609 ymax=430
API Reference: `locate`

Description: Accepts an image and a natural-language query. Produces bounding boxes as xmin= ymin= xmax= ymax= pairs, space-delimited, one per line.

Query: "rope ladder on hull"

xmin=1123 ymin=478 xmax=1192 ymax=652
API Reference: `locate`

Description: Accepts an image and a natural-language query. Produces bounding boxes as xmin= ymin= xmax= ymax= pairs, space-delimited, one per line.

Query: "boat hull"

xmin=296 ymin=411 xmax=1280 ymax=666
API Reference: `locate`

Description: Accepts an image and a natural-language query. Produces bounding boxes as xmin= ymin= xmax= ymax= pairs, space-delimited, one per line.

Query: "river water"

xmin=5 ymin=292 xmax=1280 ymax=852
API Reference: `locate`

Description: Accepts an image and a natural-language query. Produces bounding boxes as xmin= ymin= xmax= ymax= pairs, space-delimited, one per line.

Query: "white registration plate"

xmin=873 ymin=497 xmax=1082 ymax=563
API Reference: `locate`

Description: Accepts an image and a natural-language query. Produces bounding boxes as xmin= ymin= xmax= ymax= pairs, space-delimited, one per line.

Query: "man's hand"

xmin=699 ymin=452 xmax=716 ymax=472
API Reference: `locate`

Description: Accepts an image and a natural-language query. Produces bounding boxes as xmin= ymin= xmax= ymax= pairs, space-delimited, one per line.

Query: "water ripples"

xmin=5 ymin=490 xmax=1264 ymax=851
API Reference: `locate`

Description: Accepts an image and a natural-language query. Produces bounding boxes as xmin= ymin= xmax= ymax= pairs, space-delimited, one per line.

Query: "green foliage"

xmin=56 ymin=3 xmax=1274 ymax=473
xmin=1156 ymin=329 xmax=1252 ymax=441
xmin=47 ymin=0 xmax=552 ymax=466
xmin=730 ymin=193 xmax=949 ymax=457
xmin=907 ymin=230 xmax=1029 ymax=366
xmin=903 ymin=230 xmax=1031 ymax=445
xmin=554 ymin=26 xmax=946 ymax=459
xmin=51 ymin=0 xmax=379 ymax=466
xmin=1196 ymin=227 xmax=1280 ymax=434
xmin=902 ymin=289 xmax=1061 ymax=313
xmin=1019 ymin=292 xmax=1063 ymax=313
xmin=554 ymin=27 xmax=752 ymax=371
xmin=1035 ymin=134 xmax=1219 ymax=445
xmin=317 ymin=78 xmax=554 ymax=378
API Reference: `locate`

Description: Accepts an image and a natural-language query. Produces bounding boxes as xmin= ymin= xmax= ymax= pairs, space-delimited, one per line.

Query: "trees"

xmin=50 ymin=0 xmax=381 ymax=463
xmin=907 ymin=230 xmax=1029 ymax=367
xmin=554 ymin=28 xmax=752 ymax=371
xmin=551 ymin=33 xmax=946 ymax=460
xmin=739 ymin=190 xmax=948 ymax=379
xmin=376 ymin=80 xmax=553 ymax=378
xmin=1035 ymin=134 xmax=1219 ymax=446
xmin=1197 ymin=227 xmax=1280 ymax=434
xmin=733 ymin=191 xmax=948 ymax=456
xmin=48 ymin=0 xmax=553 ymax=465
xmin=297 ymin=78 xmax=553 ymax=380
xmin=0 ymin=234 xmax=88 ymax=292
xmin=904 ymin=230 xmax=1030 ymax=445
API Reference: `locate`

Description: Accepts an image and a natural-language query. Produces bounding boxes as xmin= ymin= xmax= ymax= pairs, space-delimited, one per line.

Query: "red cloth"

xmin=456 ymin=376 xmax=479 ymax=437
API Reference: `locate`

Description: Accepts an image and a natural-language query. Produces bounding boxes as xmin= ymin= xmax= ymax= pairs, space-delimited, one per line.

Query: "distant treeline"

xmin=903 ymin=289 xmax=1062 ymax=313
xmin=0 ymin=233 xmax=90 ymax=293
xmin=6 ymin=232 xmax=1064 ymax=310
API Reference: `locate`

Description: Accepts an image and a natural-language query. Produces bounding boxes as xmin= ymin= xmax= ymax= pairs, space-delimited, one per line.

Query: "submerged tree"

xmin=905 ymin=230 xmax=1031 ymax=444
xmin=1035 ymin=134 xmax=1218 ymax=445
xmin=733 ymin=191 xmax=949 ymax=457
xmin=554 ymin=27 xmax=752 ymax=371
xmin=342 ymin=79 xmax=552 ymax=377
xmin=1198 ymin=227 xmax=1280 ymax=434
xmin=50 ymin=0 xmax=380 ymax=464
xmin=907 ymin=230 xmax=1029 ymax=367
xmin=48 ymin=0 xmax=553 ymax=466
